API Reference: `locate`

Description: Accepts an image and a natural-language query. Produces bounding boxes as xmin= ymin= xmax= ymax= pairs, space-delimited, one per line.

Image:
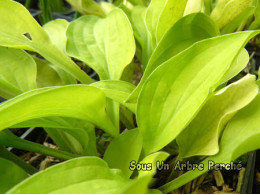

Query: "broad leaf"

xmin=137 ymin=31 xmax=259 ymax=155
xmin=66 ymin=8 xmax=135 ymax=80
xmin=0 ymin=158 xmax=28 ymax=193
xmin=160 ymin=93 xmax=260 ymax=193
xmin=177 ymin=74 xmax=258 ymax=158
xmin=0 ymin=47 xmax=36 ymax=99
xmin=8 ymin=157 xmax=150 ymax=193
xmin=128 ymin=13 xmax=220 ymax=102
xmin=210 ymin=0 xmax=253 ymax=29
xmin=0 ymin=0 xmax=92 ymax=84
xmin=104 ymin=129 xmax=142 ymax=178
xmin=0 ymin=85 xmax=117 ymax=136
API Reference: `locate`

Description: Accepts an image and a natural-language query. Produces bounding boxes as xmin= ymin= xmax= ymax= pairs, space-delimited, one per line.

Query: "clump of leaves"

xmin=0 ymin=0 xmax=260 ymax=193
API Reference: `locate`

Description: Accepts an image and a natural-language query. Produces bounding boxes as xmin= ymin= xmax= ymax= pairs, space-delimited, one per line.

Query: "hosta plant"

xmin=0 ymin=0 xmax=260 ymax=193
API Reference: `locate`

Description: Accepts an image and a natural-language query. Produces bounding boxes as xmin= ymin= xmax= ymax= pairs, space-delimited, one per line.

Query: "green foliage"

xmin=66 ymin=8 xmax=135 ymax=80
xmin=177 ymin=75 xmax=258 ymax=158
xmin=43 ymin=19 xmax=69 ymax=54
xmin=8 ymin=157 xmax=151 ymax=193
xmin=104 ymin=129 xmax=142 ymax=177
xmin=0 ymin=47 xmax=36 ymax=99
xmin=137 ymin=31 xmax=259 ymax=155
xmin=0 ymin=158 xmax=28 ymax=193
xmin=128 ymin=12 xmax=220 ymax=102
xmin=210 ymin=0 xmax=253 ymax=29
xmin=66 ymin=0 xmax=106 ymax=17
xmin=0 ymin=85 xmax=116 ymax=136
xmin=160 ymin=93 xmax=260 ymax=193
xmin=0 ymin=0 xmax=260 ymax=193
xmin=0 ymin=0 xmax=92 ymax=84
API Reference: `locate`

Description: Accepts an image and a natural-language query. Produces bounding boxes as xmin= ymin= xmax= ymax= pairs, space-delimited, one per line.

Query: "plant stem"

xmin=39 ymin=0 xmax=52 ymax=24
xmin=25 ymin=0 xmax=32 ymax=9
xmin=0 ymin=145 xmax=37 ymax=174
xmin=0 ymin=130 xmax=79 ymax=161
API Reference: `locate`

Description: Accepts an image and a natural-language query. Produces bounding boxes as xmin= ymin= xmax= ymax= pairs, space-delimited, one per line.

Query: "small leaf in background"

xmin=249 ymin=0 xmax=260 ymax=30
xmin=91 ymin=80 xmax=136 ymax=131
xmin=137 ymin=31 xmax=259 ymax=155
xmin=220 ymin=5 xmax=256 ymax=34
xmin=66 ymin=0 xmax=106 ymax=17
xmin=0 ymin=130 xmax=78 ymax=160
xmin=0 ymin=158 xmax=28 ymax=194
xmin=146 ymin=0 xmax=188 ymax=46
xmin=12 ymin=117 xmax=97 ymax=156
xmin=177 ymin=74 xmax=258 ymax=158
xmin=128 ymin=6 xmax=150 ymax=65
xmin=0 ymin=146 xmax=37 ymax=175
xmin=0 ymin=0 xmax=92 ymax=84
xmin=34 ymin=56 xmax=76 ymax=87
xmin=183 ymin=0 xmax=204 ymax=16
xmin=128 ymin=0 xmax=148 ymax=6
xmin=43 ymin=19 xmax=69 ymax=54
xmin=45 ymin=123 xmax=97 ymax=156
xmin=0 ymin=85 xmax=116 ymax=136
xmin=104 ymin=129 xmax=142 ymax=178
xmin=128 ymin=13 xmax=220 ymax=102
xmin=91 ymin=80 xmax=136 ymax=113
xmin=210 ymin=0 xmax=253 ymax=29
xmin=66 ymin=8 xmax=135 ymax=80
xmin=8 ymin=157 xmax=150 ymax=193
xmin=34 ymin=57 xmax=63 ymax=88
xmin=0 ymin=47 xmax=36 ymax=99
